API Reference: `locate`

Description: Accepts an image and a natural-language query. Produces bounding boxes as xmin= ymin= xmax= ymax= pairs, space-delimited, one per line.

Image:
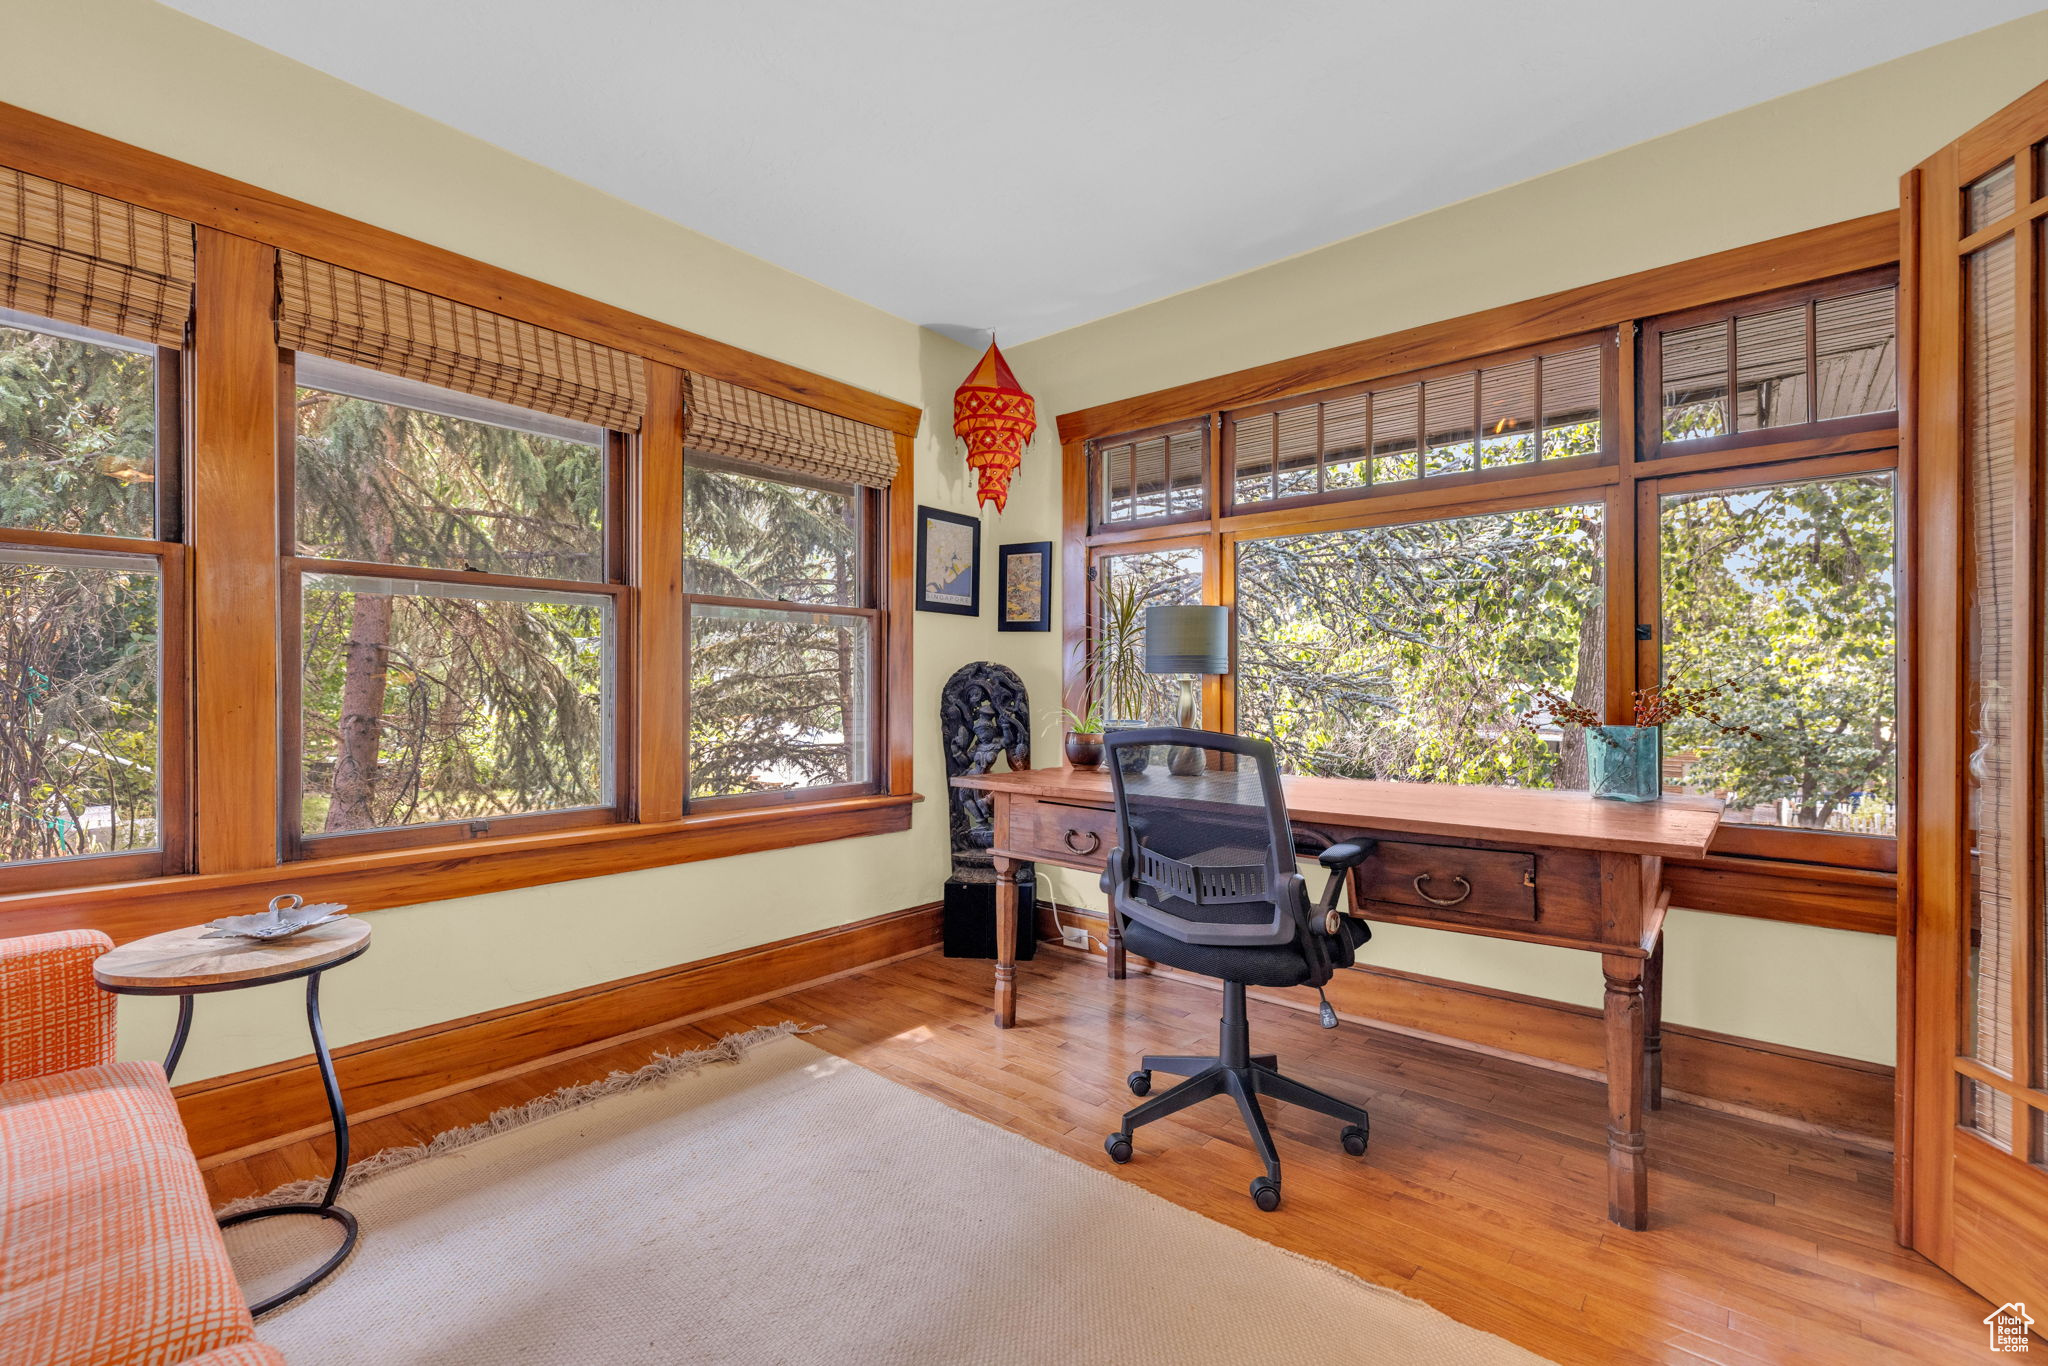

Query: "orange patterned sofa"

xmin=0 ymin=930 xmax=283 ymax=1366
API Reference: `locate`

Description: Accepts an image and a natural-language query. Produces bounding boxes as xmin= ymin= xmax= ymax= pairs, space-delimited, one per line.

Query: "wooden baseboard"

xmin=1035 ymin=903 xmax=1892 ymax=1148
xmin=175 ymin=902 xmax=943 ymax=1163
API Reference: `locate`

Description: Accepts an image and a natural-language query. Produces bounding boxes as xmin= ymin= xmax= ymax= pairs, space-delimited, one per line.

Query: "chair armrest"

xmin=1317 ymin=840 xmax=1377 ymax=871
xmin=0 ymin=930 xmax=116 ymax=1086
xmin=1098 ymin=846 xmax=1129 ymax=897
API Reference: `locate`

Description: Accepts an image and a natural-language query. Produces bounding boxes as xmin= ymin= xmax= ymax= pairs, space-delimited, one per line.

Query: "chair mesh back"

xmin=1105 ymin=730 xmax=1294 ymax=940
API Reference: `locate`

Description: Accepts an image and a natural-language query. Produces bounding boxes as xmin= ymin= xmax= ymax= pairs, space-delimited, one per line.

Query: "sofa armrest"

xmin=0 ymin=929 xmax=116 ymax=1085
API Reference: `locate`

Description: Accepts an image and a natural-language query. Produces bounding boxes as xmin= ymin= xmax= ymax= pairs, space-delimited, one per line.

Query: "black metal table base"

xmin=163 ymin=962 xmax=360 ymax=1316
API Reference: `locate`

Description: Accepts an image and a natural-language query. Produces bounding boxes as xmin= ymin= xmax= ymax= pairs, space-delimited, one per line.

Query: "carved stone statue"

xmin=940 ymin=662 xmax=1034 ymax=959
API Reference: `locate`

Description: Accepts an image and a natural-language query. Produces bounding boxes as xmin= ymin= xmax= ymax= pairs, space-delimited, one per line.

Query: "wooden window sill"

xmin=0 ymin=791 xmax=922 ymax=945
xmin=1663 ymin=853 xmax=1896 ymax=935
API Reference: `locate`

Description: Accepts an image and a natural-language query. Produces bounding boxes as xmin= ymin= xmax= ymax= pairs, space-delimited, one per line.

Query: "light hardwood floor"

xmin=206 ymin=945 xmax=1992 ymax=1363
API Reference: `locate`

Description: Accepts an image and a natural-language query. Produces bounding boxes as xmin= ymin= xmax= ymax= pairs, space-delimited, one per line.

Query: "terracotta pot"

xmin=1064 ymin=731 xmax=1105 ymax=769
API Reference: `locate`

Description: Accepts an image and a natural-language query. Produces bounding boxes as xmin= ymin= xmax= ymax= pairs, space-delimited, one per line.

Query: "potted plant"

xmin=1523 ymin=681 xmax=1753 ymax=802
xmin=1071 ymin=579 xmax=1153 ymax=773
xmin=1061 ymin=700 xmax=1106 ymax=769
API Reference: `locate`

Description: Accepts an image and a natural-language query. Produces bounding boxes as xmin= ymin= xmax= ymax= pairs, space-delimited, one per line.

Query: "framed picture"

xmin=915 ymin=505 xmax=981 ymax=615
xmin=997 ymin=541 xmax=1052 ymax=632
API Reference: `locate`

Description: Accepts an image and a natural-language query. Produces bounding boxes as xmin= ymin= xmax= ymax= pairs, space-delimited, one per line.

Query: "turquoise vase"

xmin=1587 ymin=725 xmax=1661 ymax=802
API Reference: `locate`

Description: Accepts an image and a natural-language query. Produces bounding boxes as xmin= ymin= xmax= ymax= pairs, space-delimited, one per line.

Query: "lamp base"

xmin=1169 ymin=679 xmax=1205 ymax=775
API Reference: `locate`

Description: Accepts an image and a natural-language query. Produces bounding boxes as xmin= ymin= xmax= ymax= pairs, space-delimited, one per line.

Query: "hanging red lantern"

xmin=952 ymin=340 xmax=1037 ymax=513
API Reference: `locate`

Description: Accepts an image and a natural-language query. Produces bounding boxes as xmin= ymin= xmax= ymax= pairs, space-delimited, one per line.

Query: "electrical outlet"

xmin=1060 ymin=925 xmax=1091 ymax=951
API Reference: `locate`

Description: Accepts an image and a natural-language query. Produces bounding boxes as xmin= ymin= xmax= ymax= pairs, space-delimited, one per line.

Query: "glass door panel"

xmin=1963 ymin=229 xmax=2019 ymax=1129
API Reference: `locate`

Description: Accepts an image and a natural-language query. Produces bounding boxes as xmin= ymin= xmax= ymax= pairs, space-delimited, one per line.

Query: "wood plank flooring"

xmin=205 ymin=945 xmax=1994 ymax=1363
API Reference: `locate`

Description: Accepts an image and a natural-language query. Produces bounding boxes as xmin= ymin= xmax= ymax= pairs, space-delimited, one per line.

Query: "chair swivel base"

xmin=1104 ymin=1055 xmax=1370 ymax=1211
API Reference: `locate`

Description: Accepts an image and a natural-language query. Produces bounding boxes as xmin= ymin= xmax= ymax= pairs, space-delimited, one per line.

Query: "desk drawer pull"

xmin=1412 ymin=873 xmax=1472 ymax=907
xmin=1063 ymin=828 xmax=1102 ymax=856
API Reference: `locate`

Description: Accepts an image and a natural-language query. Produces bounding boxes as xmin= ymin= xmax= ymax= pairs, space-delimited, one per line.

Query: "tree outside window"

xmin=0 ymin=315 xmax=165 ymax=867
xmin=1658 ymin=471 xmax=1896 ymax=835
xmin=1235 ymin=504 xmax=1605 ymax=788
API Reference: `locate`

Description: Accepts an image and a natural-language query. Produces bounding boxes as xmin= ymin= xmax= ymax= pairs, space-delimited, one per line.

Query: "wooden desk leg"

xmin=1644 ymin=935 xmax=1665 ymax=1111
xmin=1602 ymin=952 xmax=1650 ymax=1231
xmin=1105 ymin=905 xmax=1126 ymax=980
xmin=993 ymin=855 xmax=1018 ymax=1029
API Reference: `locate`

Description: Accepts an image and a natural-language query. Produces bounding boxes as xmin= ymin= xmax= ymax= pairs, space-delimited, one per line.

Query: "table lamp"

xmin=1144 ymin=604 xmax=1231 ymax=774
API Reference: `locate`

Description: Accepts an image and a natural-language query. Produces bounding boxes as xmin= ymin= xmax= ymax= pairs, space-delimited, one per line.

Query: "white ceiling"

xmin=164 ymin=1 xmax=2041 ymax=342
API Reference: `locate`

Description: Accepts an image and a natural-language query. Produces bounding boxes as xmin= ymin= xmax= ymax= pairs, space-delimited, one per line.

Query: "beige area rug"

xmin=225 ymin=1026 xmax=1546 ymax=1365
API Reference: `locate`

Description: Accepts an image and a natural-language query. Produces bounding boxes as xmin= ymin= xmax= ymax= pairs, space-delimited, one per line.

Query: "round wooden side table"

xmin=94 ymin=917 xmax=372 ymax=1315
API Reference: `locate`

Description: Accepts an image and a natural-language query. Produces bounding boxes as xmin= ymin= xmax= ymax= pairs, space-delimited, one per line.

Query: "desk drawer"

xmin=1353 ymin=841 xmax=1536 ymax=923
xmin=1007 ymin=800 xmax=1116 ymax=867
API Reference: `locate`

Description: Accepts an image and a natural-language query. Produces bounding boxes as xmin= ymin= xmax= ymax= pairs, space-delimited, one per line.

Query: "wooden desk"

xmin=948 ymin=766 xmax=1723 ymax=1230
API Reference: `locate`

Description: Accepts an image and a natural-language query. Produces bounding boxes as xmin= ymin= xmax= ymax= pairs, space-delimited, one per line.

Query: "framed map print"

xmin=915 ymin=505 xmax=980 ymax=615
xmin=998 ymin=541 xmax=1051 ymax=632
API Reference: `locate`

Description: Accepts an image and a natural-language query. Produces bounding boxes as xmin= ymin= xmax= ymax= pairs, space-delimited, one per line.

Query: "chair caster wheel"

xmin=1127 ymin=1070 xmax=1151 ymax=1096
xmin=1250 ymin=1177 xmax=1281 ymax=1211
xmin=1341 ymin=1123 xmax=1369 ymax=1157
xmin=1105 ymin=1133 xmax=1133 ymax=1164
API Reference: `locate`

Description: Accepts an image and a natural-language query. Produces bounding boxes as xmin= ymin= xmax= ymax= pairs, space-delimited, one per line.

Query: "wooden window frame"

xmin=279 ymin=356 xmax=634 ymax=860
xmin=1085 ymin=535 xmax=1218 ymax=727
xmin=680 ymin=468 xmax=890 ymax=815
xmin=1087 ymin=416 xmax=1211 ymax=534
xmin=0 ymin=109 xmax=921 ymax=942
xmin=1060 ymin=215 xmax=1906 ymax=932
xmin=1636 ymin=267 xmax=1900 ymax=464
xmin=0 ymin=335 xmax=190 ymax=897
xmin=1222 ymin=331 xmax=1619 ymax=518
xmin=1635 ymin=446 xmax=1902 ymax=874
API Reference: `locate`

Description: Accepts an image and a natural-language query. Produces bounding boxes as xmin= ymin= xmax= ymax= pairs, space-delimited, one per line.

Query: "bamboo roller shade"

xmin=684 ymin=371 xmax=898 ymax=488
xmin=0 ymin=169 xmax=194 ymax=347
xmin=278 ymin=252 xmax=645 ymax=431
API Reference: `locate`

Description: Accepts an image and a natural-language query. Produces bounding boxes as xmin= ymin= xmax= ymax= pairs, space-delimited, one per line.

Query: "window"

xmin=1643 ymin=272 xmax=1898 ymax=457
xmin=288 ymin=356 xmax=620 ymax=852
xmin=1656 ymin=467 xmax=1897 ymax=839
xmin=1092 ymin=544 xmax=1203 ymax=724
xmin=683 ymin=457 xmax=878 ymax=805
xmin=1228 ymin=338 xmax=1609 ymax=509
xmin=1091 ymin=419 xmax=1208 ymax=528
xmin=1234 ymin=504 xmax=1605 ymax=786
xmin=0 ymin=308 xmax=180 ymax=884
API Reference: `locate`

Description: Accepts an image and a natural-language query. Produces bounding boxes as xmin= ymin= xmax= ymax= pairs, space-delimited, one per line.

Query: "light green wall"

xmin=1011 ymin=14 xmax=2048 ymax=1068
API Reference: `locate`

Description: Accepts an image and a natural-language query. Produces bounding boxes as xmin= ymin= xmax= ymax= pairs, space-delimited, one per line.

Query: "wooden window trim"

xmin=1057 ymin=213 xmax=1898 ymax=446
xmin=0 ymin=102 xmax=918 ymax=440
xmin=0 ymin=790 xmax=920 ymax=945
xmin=0 ymin=113 xmax=922 ymax=936
xmin=1220 ymin=330 xmax=1618 ymax=518
xmin=1087 ymin=416 xmax=1211 ymax=534
xmin=1060 ymin=217 xmax=1906 ymax=919
xmin=1636 ymin=266 xmax=1900 ymax=464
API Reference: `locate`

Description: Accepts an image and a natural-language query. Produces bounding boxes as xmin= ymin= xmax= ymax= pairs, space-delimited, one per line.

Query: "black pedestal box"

xmin=942 ymin=868 xmax=1038 ymax=960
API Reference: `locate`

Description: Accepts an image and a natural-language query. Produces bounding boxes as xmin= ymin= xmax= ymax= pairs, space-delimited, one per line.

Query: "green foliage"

xmin=294 ymin=388 xmax=610 ymax=833
xmin=1659 ymin=474 xmax=1895 ymax=831
xmin=0 ymin=323 xmax=161 ymax=863
xmin=683 ymin=465 xmax=864 ymax=798
xmin=296 ymin=389 xmax=602 ymax=580
xmin=1236 ymin=505 xmax=1605 ymax=788
xmin=0 ymin=324 xmax=156 ymax=538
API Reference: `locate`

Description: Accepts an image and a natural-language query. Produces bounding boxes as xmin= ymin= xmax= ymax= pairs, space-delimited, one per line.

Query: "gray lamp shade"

xmin=1143 ymin=604 xmax=1232 ymax=675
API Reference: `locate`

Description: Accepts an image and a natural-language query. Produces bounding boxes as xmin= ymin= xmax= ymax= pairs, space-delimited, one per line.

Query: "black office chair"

xmin=1098 ymin=727 xmax=1377 ymax=1211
